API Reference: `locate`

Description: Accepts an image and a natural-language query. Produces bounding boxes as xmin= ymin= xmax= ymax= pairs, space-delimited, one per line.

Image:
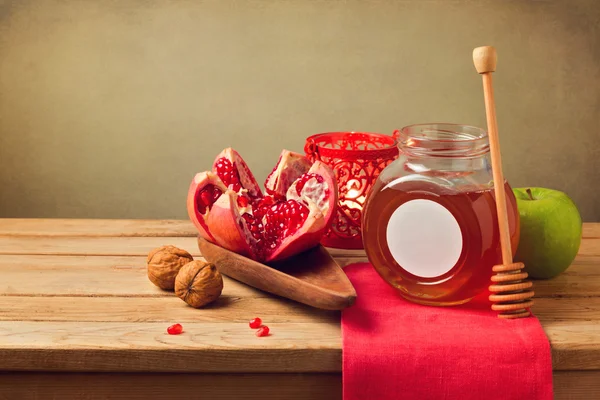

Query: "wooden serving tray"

xmin=198 ymin=237 xmax=357 ymax=310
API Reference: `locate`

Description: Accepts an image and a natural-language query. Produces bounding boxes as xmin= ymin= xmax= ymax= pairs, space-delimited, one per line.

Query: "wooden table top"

xmin=0 ymin=219 xmax=598 ymax=377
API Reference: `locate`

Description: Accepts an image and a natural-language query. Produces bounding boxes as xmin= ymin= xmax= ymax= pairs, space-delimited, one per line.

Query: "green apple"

xmin=513 ymin=187 xmax=582 ymax=279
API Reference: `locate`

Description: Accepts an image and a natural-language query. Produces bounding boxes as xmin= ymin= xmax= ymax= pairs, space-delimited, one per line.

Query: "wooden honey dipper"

xmin=473 ymin=46 xmax=535 ymax=319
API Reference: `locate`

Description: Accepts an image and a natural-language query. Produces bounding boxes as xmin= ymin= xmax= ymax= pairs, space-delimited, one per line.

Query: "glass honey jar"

xmin=362 ymin=123 xmax=520 ymax=306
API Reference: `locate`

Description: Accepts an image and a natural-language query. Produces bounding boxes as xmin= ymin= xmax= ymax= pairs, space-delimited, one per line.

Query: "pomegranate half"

xmin=187 ymin=148 xmax=338 ymax=263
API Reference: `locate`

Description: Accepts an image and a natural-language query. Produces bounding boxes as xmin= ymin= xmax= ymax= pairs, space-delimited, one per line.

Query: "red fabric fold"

xmin=342 ymin=263 xmax=553 ymax=400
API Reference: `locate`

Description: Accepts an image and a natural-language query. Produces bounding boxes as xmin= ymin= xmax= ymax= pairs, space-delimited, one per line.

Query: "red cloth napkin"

xmin=342 ymin=263 xmax=553 ymax=400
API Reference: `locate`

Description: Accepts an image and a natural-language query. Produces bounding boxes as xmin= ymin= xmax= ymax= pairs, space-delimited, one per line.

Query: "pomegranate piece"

xmin=266 ymin=161 xmax=337 ymax=262
xmin=249 ymin=317 xmax=262 ymax=329
xmin=205 ymin=191 xmax=258 ymax=260
xmin=167 ymin=323 xmax=183 ymax=335
xmin=188 ymin=148 xmax=338 ymax=263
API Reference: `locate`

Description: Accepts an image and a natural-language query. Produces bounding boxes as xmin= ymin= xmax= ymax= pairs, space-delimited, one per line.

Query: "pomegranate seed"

xmin=215 ymin=158 xmax=242 ymax=193
xmin=256 ymin=326 xmax=270 ymax=337
xmin=200 ymin=189 xmax=212 ymax=206
xmin=197 ymin=184 xmax=222 ymax=214
xmin=237 ymin=195 xmax=249 ymax=207
xmin=167 ymin=323 xmax=183 ymax=335
xmin=260 ymin=196 xmax=275 ymax=207
xmin=249 ymin=317 xmax=262 ymax=329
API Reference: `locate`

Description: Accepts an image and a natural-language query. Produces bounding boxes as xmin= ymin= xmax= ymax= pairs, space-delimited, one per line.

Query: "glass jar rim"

xmin=398 ymin=123 xmax=490 ymax=157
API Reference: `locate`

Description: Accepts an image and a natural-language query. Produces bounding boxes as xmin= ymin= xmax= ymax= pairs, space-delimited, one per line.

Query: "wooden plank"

xmin=2 ymin=297 xmax=600 ymax=371
xmin=0 ymin=295 xmax=595 ymax=325
xmin=0 ymin=255 xmax=263 ymax=298
xmin=533 ymin=257 xmax=600 ymax=298
xmin=577 ymin=237 xmax=600 ymax=257
xmin=0 ymin=306 xmax=596 ymax=371
xmin=0 ymin=236 xmax=201 ymax=256
xmin=1 ymin=224 xmax=598 ymax=270
xmin=583 ymin=223 xmax=600 ymax=238
xmin=0 ymin=372 xmax=342 ymax=400
xmin=1 ymin=234 xmax=597 ymax=271
xmin=0 ymin=235 xmax=369 ymax=260
xmin=0 ymin=371 xmax=596 ymax=400
xmin=533 ymin=298 xmax=600 ymax=321
xmin=1 ymin=254 xmax=596 ymax=299
xmin=0 ymin=296 xmax=338 ymax=323
xmin=0 ymin=321 xmax=341 ymax=373
xmin=1 ymin=234 xmax=598 ymax=262
xmin=1 ymin=218 xmax=597 ymax=238
xmin=544 ymin=321 xmax=600 ymax=370
xmin=553 ymin=370 xmax=600 ymax=400
xmin=0 ymin=219 xmax=197 ymax=237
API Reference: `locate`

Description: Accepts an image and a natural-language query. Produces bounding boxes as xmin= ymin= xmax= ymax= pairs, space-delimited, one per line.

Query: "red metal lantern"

xmin=305 ymin=131 xmax=399 ymax=249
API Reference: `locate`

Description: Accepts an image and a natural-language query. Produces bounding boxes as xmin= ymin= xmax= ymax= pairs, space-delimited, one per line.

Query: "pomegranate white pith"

xmin=264 ymin=150 xmax=312 ymax=198
xmin=187 ymin=148 xmax=338 ymax=262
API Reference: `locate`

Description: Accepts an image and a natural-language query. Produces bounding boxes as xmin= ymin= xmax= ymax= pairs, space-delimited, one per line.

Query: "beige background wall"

xmin=0 ymin=0 xmax=598 ymax=221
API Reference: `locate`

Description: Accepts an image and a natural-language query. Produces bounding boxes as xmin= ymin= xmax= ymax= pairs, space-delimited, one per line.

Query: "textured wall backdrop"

xmin=0 ymin=0 xmax=598 ymax=220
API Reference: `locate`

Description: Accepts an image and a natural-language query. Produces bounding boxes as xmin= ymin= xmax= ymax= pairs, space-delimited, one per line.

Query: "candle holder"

xmin=304 ymin=131 xmax=399 ymax=249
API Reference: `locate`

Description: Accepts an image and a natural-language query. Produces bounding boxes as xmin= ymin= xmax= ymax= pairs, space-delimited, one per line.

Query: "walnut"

xmin=175 ymin=260 xmax=223 ymax=308
xmin=147 ymin=245 xmax=194 ymax=290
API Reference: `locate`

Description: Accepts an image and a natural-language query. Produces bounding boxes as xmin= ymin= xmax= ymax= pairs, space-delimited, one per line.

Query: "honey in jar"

xmin=362 ymin=123 xmax=520 ymax=306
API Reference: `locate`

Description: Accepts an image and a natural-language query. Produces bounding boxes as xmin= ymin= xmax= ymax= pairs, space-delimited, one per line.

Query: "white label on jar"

xmin=386 ymin=199 xmax=463 ymax=278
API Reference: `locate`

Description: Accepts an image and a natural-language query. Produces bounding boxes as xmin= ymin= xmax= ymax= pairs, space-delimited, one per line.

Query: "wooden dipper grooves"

xmin=472 ymin=46 xmax=535 ymax=319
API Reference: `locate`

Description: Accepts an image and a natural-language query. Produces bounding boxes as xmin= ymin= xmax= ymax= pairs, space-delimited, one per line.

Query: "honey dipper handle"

xmin=473 ymin=46 xmax=497 ymax=74
xmin=473 ymin=46 xmax=513 ymax=265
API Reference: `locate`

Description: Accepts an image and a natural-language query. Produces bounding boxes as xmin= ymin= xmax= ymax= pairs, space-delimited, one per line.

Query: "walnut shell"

xmin=147 ymin=245 xmax=194 ymax=290
xmin=175 ymin=260 xmax=223 ymax=308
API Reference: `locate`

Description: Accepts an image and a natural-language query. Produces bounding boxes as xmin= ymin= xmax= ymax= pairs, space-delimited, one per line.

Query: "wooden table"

xmin=0 ymin=219 xmax=598 ymax=399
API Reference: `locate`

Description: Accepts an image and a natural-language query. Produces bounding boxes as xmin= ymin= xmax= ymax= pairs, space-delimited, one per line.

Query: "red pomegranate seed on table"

xmin=256 ymin=326 xmax=270 ymax=337
xmin=249 ymin=317 xmax=262 ymax=329
xmin=167 ymin=323 xmax=183 ymax=335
